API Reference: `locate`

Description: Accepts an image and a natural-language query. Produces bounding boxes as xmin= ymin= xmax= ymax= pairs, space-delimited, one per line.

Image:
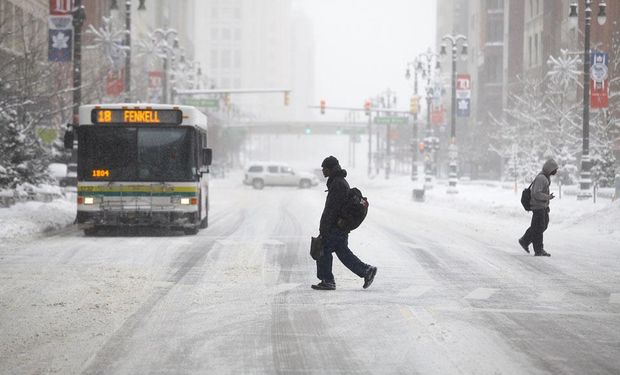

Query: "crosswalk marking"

xmin=464 ymin=288 xmax=499 ymax=300
xmin=537 ymin=291 xmax=566 ymax=302
xmin=399 ymin=285 xmax=432 ymax=297
xmin=610 ymin=294 xmax=620 ymax=304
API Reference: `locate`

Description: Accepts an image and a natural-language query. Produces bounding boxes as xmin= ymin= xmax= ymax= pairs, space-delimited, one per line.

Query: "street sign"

xmin=374 ymin=116 xmax=408 ymax=125
xmin=183 ymin=98 xmax=220 ymax=108
xmin=48 ymin=16 xmax=73 ymax=62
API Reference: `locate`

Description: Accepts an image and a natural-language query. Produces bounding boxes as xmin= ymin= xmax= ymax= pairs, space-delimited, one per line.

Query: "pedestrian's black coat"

xmin=319 ymin=167 xmax=349 ymax=235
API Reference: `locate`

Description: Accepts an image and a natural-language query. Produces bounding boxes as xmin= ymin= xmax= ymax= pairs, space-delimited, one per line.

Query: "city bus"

xmin=64 ymin=104 xmax=212 ymax=235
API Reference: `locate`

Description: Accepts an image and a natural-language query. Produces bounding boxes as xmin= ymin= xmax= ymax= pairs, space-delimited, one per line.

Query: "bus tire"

xmin=83 ymin=228 xmax=97 ymax=236
xmin=184 ymin=227 xmax=199 ymax=235
xmin=299 ymin=179 xmax=311 ymax=189
xmin=252 ymin=179 xmax=264 ymax=190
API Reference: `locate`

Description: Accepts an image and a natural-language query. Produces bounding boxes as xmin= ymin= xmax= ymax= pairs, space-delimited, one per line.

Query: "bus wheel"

xmin=200 ymin=201 xmax=209 ymax=229
xmin=184 ymin=227 xmax=199 ymax=235
xmin=83 ymin=228 xmax=97 ymax=236
xmin=252 ymin=179 xmax=264 ymax=189
xmin=299 ymin=179 xmax=311 ymax=189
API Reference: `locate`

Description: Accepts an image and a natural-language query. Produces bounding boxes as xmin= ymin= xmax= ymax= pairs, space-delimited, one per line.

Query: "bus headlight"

xmin=84 ymin=197 xmax=95 ymax=205
xmin=180 ymin=198 xmax=191 ymax=205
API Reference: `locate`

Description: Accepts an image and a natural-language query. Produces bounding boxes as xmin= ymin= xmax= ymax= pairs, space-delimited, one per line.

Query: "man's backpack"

xmin=337 ymin=187 xmax=369 ymax=231
xmin=520 ymin=180 xmax=534 ymax=211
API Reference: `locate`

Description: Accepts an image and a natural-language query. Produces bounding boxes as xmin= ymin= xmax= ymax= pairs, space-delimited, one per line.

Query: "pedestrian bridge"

xmin=224 ymin=121 xmax=369 ymax=135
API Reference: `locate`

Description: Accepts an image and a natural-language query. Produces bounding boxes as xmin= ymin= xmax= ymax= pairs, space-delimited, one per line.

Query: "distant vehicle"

xmin=243 ymin=162 xmax=319 ymax=189
xmin=64 ymin=103 xmax=213 ymax=235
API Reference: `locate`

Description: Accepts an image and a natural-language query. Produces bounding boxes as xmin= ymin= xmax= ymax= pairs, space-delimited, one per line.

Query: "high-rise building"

xmin=194 ymin=0 xmax=314 ymax=121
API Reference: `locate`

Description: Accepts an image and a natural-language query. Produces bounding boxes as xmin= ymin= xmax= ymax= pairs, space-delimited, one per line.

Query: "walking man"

xmin=519 ymin=158 xmax=558 ymax=257
xmin=312 ymin=156 xmax=377 ymax=290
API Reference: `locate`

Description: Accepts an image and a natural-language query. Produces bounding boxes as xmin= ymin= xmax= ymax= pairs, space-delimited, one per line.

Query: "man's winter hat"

xmin=321 ymin=156 xmax=340 ymax=169
xmin=542 ymin=158 xmax=559 ymax=175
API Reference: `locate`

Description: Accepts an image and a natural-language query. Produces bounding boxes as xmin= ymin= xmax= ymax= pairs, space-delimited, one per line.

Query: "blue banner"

xmin=457 ymin=98 xmax=470 ymax=117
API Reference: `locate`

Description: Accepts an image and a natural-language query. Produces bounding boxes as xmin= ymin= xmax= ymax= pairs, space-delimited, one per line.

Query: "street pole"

xmin=367 ymin=109 xmax=372 ymax=177
xmin=124 ymin=0 xmax=131 ymax=102
xmin=569 ymin=0 xmax=606 ymax=200
xmin=441 ymin=34 xmax=467 ymax=194
xmin=72 ymin=0 xmax=85 ymax=124
xmin=425 ymin=91 xmax=433 ymax=188
xmin=412 ymin=74 xmax=419 ymax=181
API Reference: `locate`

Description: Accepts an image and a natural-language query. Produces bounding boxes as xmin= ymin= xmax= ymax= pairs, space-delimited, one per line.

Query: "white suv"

xmin=243 ymin=162 xmax=319 ymax=189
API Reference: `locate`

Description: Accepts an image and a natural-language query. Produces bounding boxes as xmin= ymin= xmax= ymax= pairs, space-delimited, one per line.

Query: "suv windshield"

xmin=77 ymin=126 xmax=196 ymax=181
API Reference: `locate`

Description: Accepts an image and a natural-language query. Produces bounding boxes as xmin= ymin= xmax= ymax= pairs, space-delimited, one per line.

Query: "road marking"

xmin=537 ymin=291 xmax=566 ymax=302
xmin=399 ymin=285 xmax=432 ymax=297
xmin=610 ymin=293 xmax=620 ymax=304
xmin=464 ymin=288 xmax=499 ymax=300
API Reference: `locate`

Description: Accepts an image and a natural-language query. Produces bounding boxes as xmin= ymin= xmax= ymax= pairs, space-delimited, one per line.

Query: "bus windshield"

xmin=77 ymin=126 xmax=196 ymax=182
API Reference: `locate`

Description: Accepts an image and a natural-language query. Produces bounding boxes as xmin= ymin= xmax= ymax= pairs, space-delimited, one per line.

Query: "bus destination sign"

xmin=91 ymin=109 xmax=183 ymax=125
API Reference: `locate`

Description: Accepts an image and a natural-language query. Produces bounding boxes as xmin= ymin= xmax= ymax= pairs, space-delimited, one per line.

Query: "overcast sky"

xmin=297 ymin=0 xmax=437 ymax=120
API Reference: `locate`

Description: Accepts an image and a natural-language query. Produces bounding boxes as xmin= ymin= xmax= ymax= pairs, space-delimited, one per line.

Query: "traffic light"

xmin=418 ymin=142 xmax=425 ymax=153
xmin=320 ymin=99 xmax=326 ymax=115
xmin=364 ymin=100 xmax=371 ymax=116
xmin=304 ymin=126 xmax=312 ymax=135
xmin=284 ymin=91 xmax=290 ymax=106
xmin=410 ymin=96 xmax=419 ymax=114
xmin=336 ymin=127 xmax=342 ymax=135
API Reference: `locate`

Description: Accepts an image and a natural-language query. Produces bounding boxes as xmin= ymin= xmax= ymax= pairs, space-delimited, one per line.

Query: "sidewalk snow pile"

xmin=354 ymin=172 xmax=620 ymax=242
xmin=0 ymin=190 xmax=75 ymax=241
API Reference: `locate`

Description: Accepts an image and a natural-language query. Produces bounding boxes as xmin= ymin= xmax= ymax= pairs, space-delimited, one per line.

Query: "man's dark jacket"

xmin=320 ymin=167 xmax=349 ymax=235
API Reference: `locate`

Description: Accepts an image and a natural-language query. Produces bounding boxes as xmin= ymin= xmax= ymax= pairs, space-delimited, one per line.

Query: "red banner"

xmin=431 ymin=104 xmax=444 ymax=125
xmin=50 ymin=0 xmax=73 ymax=15
xmin=106 ymin=70 xmax=124 ymax=97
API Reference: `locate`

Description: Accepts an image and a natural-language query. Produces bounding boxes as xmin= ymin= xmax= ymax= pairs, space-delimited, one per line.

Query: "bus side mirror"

xmin=203 ymin=148 xmax=212 ymax=166
xmin=63 ymin=127 xmax=74 ymax=149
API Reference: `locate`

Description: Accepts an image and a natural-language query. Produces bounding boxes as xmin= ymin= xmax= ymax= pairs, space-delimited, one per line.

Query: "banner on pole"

xmin=456 ymin=74 xmax=471 ymax=117
xmin=106 ymin=70 xmax=125 ymax=97
xmin=590 ymin=52 xmax=609 ymax=109
xmin=431 ymin=104 xmax=445 ymax=125
xmin=50 ymin=0 xmax=73 ymax=15
xmin=48 ymin=16 xmax=73 ymax=62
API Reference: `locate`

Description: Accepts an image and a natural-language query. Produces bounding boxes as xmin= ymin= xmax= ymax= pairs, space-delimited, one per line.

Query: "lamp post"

xmin=111 ymin=0 xmax=146 ymax=102
xmin=407 ymin=48 xmax=441 ymax=187
xmin=569 ymin=0 xmax=607 ymax=200
xmin=440 ymin=34 xmax=468 ymax=194
xmin=377 ymin=89 xmax=397 ymax=180
xmin=151 ymin=28 xmax=179 ymax=103
xmin=72 ymin=0 xmax=86 ymax=124
xmin=405 ymin=60 xmax=422 ymax=181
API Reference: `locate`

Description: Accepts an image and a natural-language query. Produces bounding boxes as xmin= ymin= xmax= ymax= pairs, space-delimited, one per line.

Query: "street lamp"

xmin=376 ymin=89 xmax=397 ymax=179
xmin=151 ymin=28 xmax=179 ymax=103
xmin=407 ymin=48 xmax=441 ymax=188
xmin=440 ymin=33 xmax=468 ymax=194
xmin=112 ymin=0 xmax=146 ymax=102
xmin=72 ymin=0 xmax=86 ymax=124
xmin=569 ymin=0 xmax=607 ymax=200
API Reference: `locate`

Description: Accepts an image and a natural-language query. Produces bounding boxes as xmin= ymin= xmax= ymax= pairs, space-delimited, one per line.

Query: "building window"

xmin=221 ymin=49 xmax=231 ymax=68
xmin=211 ymin=50 xmax=218 ymax=69
xmin=529 ymin=0 xmax=533 ymax=18
xmin=534 ymin=33 xmax=538 ymax=65
xmin=528 ymin=36 xmax=532 ymax=67
xmin=211 ymin=28 xmax=219 ymax=41
xmin=234 ymin=28 xmax=241 ymax=41
xmin=222 ymin=28 xmax=231 ymax=41
xmin=234 ymin=50 xmax=241 ymax=69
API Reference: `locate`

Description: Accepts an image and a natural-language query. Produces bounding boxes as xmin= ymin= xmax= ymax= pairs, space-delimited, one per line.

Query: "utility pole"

xmin=72 ymin=0 xmax=85 ymax=124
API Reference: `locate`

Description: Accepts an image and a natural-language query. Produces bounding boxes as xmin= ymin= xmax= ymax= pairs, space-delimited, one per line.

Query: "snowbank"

xmin=0 ymin=196 xmax=75 ymax=241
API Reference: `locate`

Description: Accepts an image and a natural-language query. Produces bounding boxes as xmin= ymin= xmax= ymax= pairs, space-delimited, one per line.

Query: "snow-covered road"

xmin=1 ymin=175 xmax=619 ymax=374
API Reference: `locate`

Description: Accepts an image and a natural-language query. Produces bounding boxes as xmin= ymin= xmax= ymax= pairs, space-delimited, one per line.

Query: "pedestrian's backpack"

xmin=520 ymin=179 xmax=534 ymax=211
xmin=337 ymin=187 xmax=369 ymax=231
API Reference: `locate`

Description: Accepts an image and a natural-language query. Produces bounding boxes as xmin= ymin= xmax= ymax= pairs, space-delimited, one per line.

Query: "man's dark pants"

xmin=522 ymin=208 xmax=550 ymax=252
xmin=317 ymin=228 xmax=369 ymax=283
